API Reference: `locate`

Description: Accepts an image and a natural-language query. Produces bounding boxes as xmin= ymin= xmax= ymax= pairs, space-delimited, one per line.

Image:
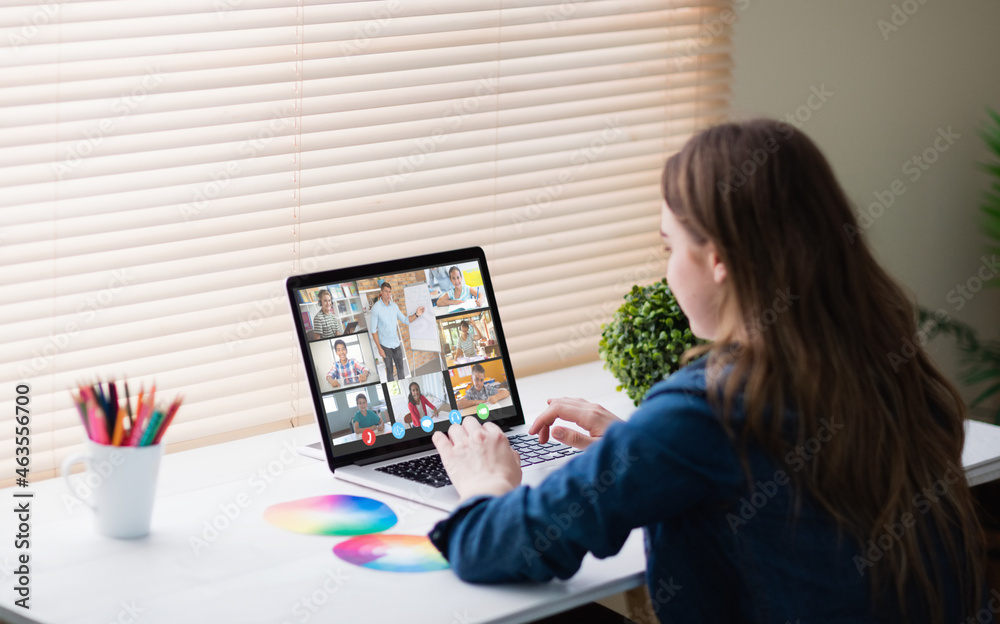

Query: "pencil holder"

xmin=61 ymin=440 xmax=163 ymax=539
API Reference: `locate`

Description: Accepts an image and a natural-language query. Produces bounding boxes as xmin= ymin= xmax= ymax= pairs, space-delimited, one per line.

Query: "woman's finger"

xmin=534 ymin=422 xmax=551 ymax=444
xmin=461 ymin=414 xmax=486 ymax=442
xmin=482 ymin=420 xmax=506 ymax=439
xmin=528 ymin=399 xmax=601 ymax=436
xmin=546 ymin=397 xmax=596 ymax=407
xmin=447 ymin=420 xmax=470 ymax=446
xmin=431 ymin=431 xmax=454 ymax=461
xmin=551 ymin=426 xmax=596 ymax=450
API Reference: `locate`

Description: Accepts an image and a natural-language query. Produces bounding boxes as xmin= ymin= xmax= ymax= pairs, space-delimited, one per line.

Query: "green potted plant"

xmin=598 ymin=278 xmax=699 ymax=406
xmin=920 ymin=108 xmax=1000 ymax=424
xmin=917 ymin=309 xmax=999 ymax=424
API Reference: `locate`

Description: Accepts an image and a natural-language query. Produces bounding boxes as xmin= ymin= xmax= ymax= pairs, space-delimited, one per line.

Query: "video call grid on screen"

xmin=293 ymin=258 xmax=516 ymax=457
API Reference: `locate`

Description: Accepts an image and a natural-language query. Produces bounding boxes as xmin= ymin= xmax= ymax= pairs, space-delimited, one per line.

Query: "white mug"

xmin=62 ymin=440 xmax=163 ymax=539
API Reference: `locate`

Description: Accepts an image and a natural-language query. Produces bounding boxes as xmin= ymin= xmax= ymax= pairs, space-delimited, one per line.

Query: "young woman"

xmin=312 ymin=289 xmax=343 ymax=339
xmin=427 ymin=119 xmax=986 ymax=623
xmin=406 ymin=381 xmax=439 ymax=427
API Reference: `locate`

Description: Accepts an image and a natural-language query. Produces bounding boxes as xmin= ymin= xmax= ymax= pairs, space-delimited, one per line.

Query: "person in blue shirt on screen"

xmin=426 ymin=119 xmax=987 ymax=624
xmin=369 ymin=280 xmax=425 ymax=381
xmin=351 ymin=394 xmax=383 ymax=435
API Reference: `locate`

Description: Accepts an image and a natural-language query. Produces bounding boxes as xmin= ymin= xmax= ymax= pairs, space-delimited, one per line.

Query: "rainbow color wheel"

xmin=264 ymin=495 xmax=397 ymax=536
xmin=333 ymin=534 xmax=450 ymax=572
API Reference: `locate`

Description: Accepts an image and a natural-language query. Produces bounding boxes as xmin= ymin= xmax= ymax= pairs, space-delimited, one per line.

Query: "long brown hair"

xmin=662 ymin=118 xmax=984 ymax=621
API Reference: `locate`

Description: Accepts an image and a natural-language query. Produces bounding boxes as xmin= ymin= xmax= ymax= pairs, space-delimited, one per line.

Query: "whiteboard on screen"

xmin=403 ymin=282 xmax=441 ymax=352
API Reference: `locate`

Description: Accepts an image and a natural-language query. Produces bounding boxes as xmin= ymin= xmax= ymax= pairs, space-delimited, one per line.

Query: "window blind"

xmin=0 ymin=0 xmax=733 ymax=482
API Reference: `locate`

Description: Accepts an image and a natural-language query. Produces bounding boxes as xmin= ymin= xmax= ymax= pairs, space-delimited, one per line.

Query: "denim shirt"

xmin=428 ymin=357 xmax=975 ymax=624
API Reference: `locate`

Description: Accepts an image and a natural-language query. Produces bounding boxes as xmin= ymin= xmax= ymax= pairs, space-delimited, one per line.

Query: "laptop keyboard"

xmin=374 ymin=434 xmax=582 ymax=488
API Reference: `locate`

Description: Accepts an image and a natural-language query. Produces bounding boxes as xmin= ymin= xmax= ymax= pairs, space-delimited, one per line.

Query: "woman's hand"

xmin=432 ymin=417 xmax=522 ymax=501
xmin=528 ymin=397 xmax=624 ymax=449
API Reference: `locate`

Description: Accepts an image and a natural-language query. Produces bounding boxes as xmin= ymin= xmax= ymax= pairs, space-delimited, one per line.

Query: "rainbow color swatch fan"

xmin=333 ymin=534 xmax=449 ymax=573
xmin=264 ymin=495 xmax=397 ymax=536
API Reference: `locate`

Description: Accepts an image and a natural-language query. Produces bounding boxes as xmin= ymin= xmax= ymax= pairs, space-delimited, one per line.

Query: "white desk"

xmin=3 ymin=360 xmax=999 ymax=624
xmin=0 ymin=361 xmax=641 ymax=624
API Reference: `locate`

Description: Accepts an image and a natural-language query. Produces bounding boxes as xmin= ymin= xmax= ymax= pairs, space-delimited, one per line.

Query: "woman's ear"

xmin=708 ymin=243 xmax=727 ymax=284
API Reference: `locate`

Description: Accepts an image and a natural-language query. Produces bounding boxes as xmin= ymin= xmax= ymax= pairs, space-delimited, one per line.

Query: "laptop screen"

xmin=287 ymin=247 xmax=522 ymax=466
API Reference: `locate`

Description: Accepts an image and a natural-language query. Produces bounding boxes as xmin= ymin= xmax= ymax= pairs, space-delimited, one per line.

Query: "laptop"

xmin=286 ymin=246 xmax=581 ymax=512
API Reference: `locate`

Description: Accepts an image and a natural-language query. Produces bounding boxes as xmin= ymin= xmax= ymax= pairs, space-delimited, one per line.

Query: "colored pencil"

xmin=73 ymin=394 xmax=90 ymax=438
xmin=107 ymin=381 xmax=118 ymax=442
xmin=111 ymin=407 xmax=126 ymax=446
xmin=129 ymin=386 xmax=146 ymax=447
xmin=138 ymin=410 xmax=163 ymax=446
xmin=152 ymin=397 xmax=182 ymax=445
xmin=124 ymin=380 xmax=134 ymax=431
xmin=73 ymin=380 xmax=180 ymax=446
xmin=88 ymin=403 xmax=106 ymax=444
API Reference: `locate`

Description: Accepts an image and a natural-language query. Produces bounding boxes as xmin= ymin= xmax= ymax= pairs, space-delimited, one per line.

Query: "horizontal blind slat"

xmin=0 ymin=0 xmax=731 ymax=478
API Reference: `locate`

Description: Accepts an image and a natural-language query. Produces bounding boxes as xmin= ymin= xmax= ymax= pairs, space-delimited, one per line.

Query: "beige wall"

xmin=730 ymin=0 xmax=1000 ymax=418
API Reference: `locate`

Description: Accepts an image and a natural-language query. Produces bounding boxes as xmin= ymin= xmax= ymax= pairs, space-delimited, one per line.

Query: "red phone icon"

xmin=362 ymin=429 xmax=375 ymax=446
